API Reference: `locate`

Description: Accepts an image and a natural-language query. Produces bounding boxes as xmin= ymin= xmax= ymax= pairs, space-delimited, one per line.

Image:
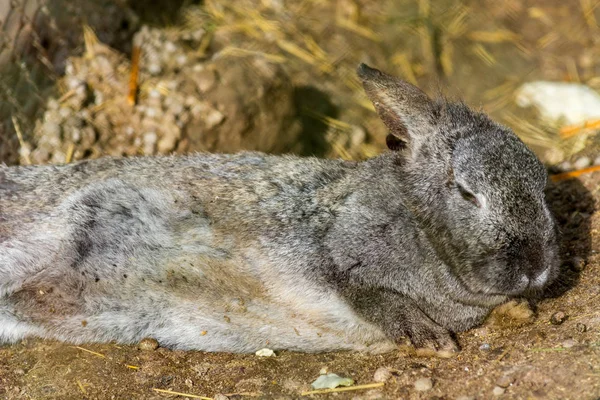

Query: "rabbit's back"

xmin=0 ymin=154 xmax=394 ymax=352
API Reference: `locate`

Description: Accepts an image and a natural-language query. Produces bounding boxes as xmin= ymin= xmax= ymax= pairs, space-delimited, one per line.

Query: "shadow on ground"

xmin=545 ymin=178 xmax=595 ymax=299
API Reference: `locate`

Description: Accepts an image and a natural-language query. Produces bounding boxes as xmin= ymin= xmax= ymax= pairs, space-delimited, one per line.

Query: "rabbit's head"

xmin=358 ymin=64 xmax=559 ymax=298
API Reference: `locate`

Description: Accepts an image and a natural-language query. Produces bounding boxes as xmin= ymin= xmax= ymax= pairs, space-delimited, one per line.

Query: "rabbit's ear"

xmin=358 ymin=63 xmax=435 ymax=151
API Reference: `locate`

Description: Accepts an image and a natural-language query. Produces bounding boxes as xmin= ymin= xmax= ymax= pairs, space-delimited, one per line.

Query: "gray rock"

xmin=493 ymin=386 xmax=505 ymax=396
xmin=373 ymin=367 xmax=393 ymax=383
xmin=414 ymin=377 xmax=433 ymax=391
xmin=138 ymin=337 xmax=159 ymax=351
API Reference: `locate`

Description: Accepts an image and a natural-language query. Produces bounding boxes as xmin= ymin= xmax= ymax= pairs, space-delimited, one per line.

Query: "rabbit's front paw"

xmin=405 ymin=319 xmax=459 ymax=359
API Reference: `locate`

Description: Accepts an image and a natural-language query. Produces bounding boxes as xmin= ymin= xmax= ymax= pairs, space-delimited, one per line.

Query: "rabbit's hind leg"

xmin=0 ymin=303 xmax=45 ymax=343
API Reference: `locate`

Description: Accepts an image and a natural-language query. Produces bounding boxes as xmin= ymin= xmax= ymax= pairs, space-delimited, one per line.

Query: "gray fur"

xmin=0 ymin=64 xmax=559 ymax=354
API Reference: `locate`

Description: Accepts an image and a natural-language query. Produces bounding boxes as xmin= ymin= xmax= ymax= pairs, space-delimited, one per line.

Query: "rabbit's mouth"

xmin=455 ymin=263 xmax=555 ymax=300
xmin=488 ymin=265 xmax=554 ymax=297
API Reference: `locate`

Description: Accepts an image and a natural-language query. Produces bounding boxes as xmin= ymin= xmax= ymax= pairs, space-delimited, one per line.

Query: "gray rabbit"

xmin=0 ymin=64 xmax=559 ymax=356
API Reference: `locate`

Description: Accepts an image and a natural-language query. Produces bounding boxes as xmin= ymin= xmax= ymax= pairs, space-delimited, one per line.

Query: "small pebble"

xmin=373 ymin=367 xmax=393 ymax=383
xmin=493 ymin=386 xmax=506 ymax=396
xmin=550 ymin=311 xmax=567 ymax=325
xmin=214 ymin=395 xmax=229 ymax=400
xmin=414 ymin=377 xmax=433 ymax=391
xmin=573 ymin=156 xmax=591 ymax=170
xmin=562 ymin=339 xmax=577 ymax=348
xmin=205 ymin=108 xmax=225 ymax=129
xmin=594 ymin=155 xmax=600 ymax=166
xmin=496 ymin=375 xmax=514 ymax=388
xmin=557 ymin=161 xmax=572 ymax=172
xmin=456 ymin=396 xmax=475 ymax=400
xmin=311 ymin=374 xmax=354 ymax=389
xmin=319 ymin=367 xmax=329 ymax=375
xmin=479 ymin=343 xmax=491 ymax=351
xmin=255 ymin=348 xmax=275 ymax=357
xmin=138 ymin=338 xmax=159 ymax=351
xmin=576 ymin=322 xmax=587 ymax=333
xmin=568 ymin=256 xmax=586 ymax=272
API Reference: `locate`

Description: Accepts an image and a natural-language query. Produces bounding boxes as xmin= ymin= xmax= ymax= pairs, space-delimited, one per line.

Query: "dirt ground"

xmin=2 ymin=0 xmax=600 ymax=399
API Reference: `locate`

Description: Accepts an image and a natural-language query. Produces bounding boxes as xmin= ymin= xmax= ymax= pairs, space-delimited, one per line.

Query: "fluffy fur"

xmin=0 ymin=64 xmax=559 ymax=354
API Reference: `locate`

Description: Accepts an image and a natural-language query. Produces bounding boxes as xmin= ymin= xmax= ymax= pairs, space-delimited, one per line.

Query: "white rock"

xmin=414 ymin=377 xmax=433 ymax=391
xmin=255 ymin=348 xmax=275 ymax=357
xmin=311 ymin=373 xmax=354 ymax=389
xmin=573 ymin=156 xmax=591 ymax=170
xmin=516 ymin=81 xmax=600 ymax=126
xmin=373 ymin=367 xmax=393 ymax=382
xmin=557 ymin=161 xmax=572 ymax=172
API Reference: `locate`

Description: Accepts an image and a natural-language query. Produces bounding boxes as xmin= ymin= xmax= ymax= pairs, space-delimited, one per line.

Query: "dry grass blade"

xmin=468 ymin=29 xmax=520 ymax=43
xmin=483 ymin=80 xmax=517 ymax=101
xmin=560 ymin=119 xmax=600 ymax=138
xmin=529 ymin=347 xmax=569 ymax=352
xmin=419 ymin=0 xmax=431 ymax=17
xmin=360 ymin=143 xmax=382 ymax=159
xmin=302 ymin=34 xmax=336 ymax=73
xmin=219 ymin=47 xmax=287 ymax=63
xmin=336 ymin=18 xmax=381 ymax=42
xmin=152 ymin=388 xmax=213 ymax=399
xmin=58 ymin=89 xmax=78 ymax=104
xmin=418 ymin=25 xmax=434 ymax=68
xmin=76 ymin=380 xmax=87 ymax=394
xmin=223 ymin=392 xmax=261 ymax=397
xmin=128 ymin=45 xmax=141 ymax=106
xmin=566 ymin=57 xmax=581 ymax=82
xmin=276 ymin=40 xmax=333 ymax=73
xmin=65 ymin=143 xmax=75 ymax=163
xmin=83 ymin=24 xmax=100 ymax=58
xmin=355 ymin=96 xmax=376 ymax=111
xmin=551 ymin=165 xmax=600 ymax=182
xmin=471 ymin=44 xmax=496 ymax=66
xmin=587 ymin=77 xmax=600 ymax=90
xmin=528 ymin=7 xmax=553 ymax=25
xmin=332 ymin=142 xmax=354 ymax=160
xmin=301 ymin=382 xmax=384 ymax=396
xmin=580 ymin=0 xmax=600 ymax=29
xmin=537 ymin=31 xmax=560 ymax=49
xmin=11 ymin=116 xmax=31 ymax=165
xmin=503 ymin=114 xmax=559 ymax=149
xmin=484 ymin=94 xmax=513 ymax=114
xmin=71 ymin=346 xmax=106 ymax=358
xmin=445 ymin=5 xmax=470 ymax=38
xmin=514 ymin=41 xmax=533 ymax=58
xmin=203 ymin=0 xmax=225 ymax=21
xmin=303 ymin=109 xmax=353 ymax=132
xmin=440 ymin=40 xmax=454 ymax=76
xmin=277 ymin=40 xmax=317 ymax=65
xmin=338 ymin=66 xmax=364 ymax=92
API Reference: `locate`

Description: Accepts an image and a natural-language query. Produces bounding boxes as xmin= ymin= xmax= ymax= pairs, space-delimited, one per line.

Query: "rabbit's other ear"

xmin=358 ymin=63 xmax=436 ymax=151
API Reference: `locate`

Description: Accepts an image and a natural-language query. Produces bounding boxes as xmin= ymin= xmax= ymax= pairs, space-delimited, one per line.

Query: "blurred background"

xmin=1 ymin=0 xmax=600 ymax=169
